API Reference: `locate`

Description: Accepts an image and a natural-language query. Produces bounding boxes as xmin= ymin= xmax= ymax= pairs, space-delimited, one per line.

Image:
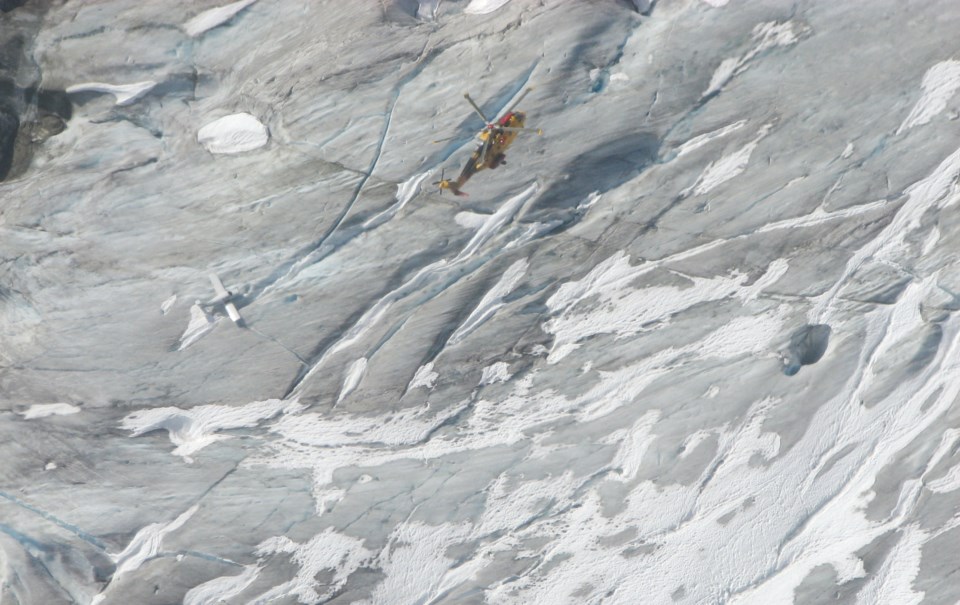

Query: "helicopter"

xmin=434 ymin=87 xmax=541 ymax=196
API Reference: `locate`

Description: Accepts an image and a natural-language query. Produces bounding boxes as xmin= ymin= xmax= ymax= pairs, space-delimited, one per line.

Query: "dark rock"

xmin=0 ymin=105 xmax=19 ymax=181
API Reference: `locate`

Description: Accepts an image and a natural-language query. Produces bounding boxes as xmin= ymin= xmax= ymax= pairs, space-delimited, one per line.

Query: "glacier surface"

xmin=3 ymin=0 xmax=960 ymax=603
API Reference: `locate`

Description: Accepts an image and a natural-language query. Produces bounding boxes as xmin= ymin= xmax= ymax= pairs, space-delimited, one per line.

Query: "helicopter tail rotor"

xmin=433 ymin=169 xmax=466 ymax=196
xmin=436 ymin=180 xmax=468 ymax=196
xmin=432 ymin=168 xmax=446 ymax=194
xmin=432 ymin=171 xmax=468 ymax=197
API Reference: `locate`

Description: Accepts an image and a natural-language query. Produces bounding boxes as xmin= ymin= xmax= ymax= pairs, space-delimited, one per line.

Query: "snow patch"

xmin=683 ymin=124 xmax=771 ymax=197
xmin=922 ymin=225 xmax=941 ymax=255
xmin=925 ymin=429 xmax=960 ymax=493
xmin=680 ymin=429 xmax=714 ymax=458
xmin=121 ymin=398 xmax=299 ymax=461
xmin=337 ymin=358 xmax=368 ymax=404
xmin=184 ymin=564 xmax=260 ymax=605
xmin=606 ymin=411 xmax=660 ymax=481
xmin=464 ymin=0 xmax=513 ymax=15
xmin=545 ymin=252 xmax=787 ymax=362
xmin=898 ymin=60 xmax=960 ymax=134
xmin=178 ymin=303 xmax=218 ymax=351
xmin=20 ymin=403 xmax=80 ymax=419
xmin=361 ymin=523 xmax=474 ymax=604
xmin=198 ymin=113 xmax=269 ymax=154
xmin=408 ymin=362 xmax=439 ymax=391
xmin=703 ymin=21 xmax=806 ymax=97
xmin=928 ymin=462 xmax=960 ymax=493
xmin=855 ymin=524 xmax=927 ymax=605
xmin=113 ymin=505 xmax=199 ymax=578
xmin=457 ymin=183 xmax=539 ymax=259
xmin=705 ymin=58 xmax=740 ymax=97
xmin=675 ymin=120 xmax=747 ymax=158
xmin=738 ymin=258 xmax=789 ymax=301
xmin=449 ymin=258 xmax=528 ymax=345
xmin=577 ymin=191 xmax=602 ymax=212
xmin=455 ymin=211 xmax=490 ymax=229
xmin=184 ymin=0 xmax=258 ymax=37
xmin=160 ymin=294 xmax=177 ymax=315
xmin=183 ymin=565 xmax=260 ymax=605
xmin=253 ymin=529 xmax=371 ymax=603
xmin=811 ymin=146 xmax=960 ymax=322
xmin=260 ymin=403 xmax=467 ymax=457
xmin=65 ymin=81 xmax=156 ymax=106
xmin=363 ymin=171 xmax=430 ymax=228
xmin=480 ymin=362 xmax=512 ymax=385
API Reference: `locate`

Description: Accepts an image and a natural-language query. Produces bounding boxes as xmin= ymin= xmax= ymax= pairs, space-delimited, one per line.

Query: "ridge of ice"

xmin=113 ymin=505 xmax=199 ymax=578
xmin=183 ymin=564 xmax=260 ymax=605
xmin=121 ymin=398 xmax=299 ymax=461
xmin=676 ymin=120 xmax=747 ymax=158
xmin=19 ymin=403 xmax=80 ymax=419
xmin=184 ymin=0 xmax=258 ymax=37
xmin=449 ymin=258 xmax=528 ymax=345
xmin=65 ymin=81 xmax=156 ymax=106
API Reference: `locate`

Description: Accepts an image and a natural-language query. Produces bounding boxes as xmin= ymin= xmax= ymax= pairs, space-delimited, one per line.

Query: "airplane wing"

xmin=208 ymin=273 xmax=231 ymax=302
xmin=208 ymin=273 xmax=244 ymax=325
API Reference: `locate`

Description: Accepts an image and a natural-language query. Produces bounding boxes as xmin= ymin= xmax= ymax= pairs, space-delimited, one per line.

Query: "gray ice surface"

xmin=3 ymin=0 xmax=960 ymax=603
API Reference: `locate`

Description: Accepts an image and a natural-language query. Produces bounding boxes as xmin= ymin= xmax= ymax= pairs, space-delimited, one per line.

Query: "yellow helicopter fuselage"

xmin=438 ymin=112 xmax=526 ymax=196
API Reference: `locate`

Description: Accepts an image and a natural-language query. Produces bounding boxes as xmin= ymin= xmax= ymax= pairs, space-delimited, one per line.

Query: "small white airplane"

xmin=207 ymin=273 xmax=243 ymax=325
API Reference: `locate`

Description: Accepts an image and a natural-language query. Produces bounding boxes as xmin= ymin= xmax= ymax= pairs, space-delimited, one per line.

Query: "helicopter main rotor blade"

xmin=499 ymin=126 xmax=543 ymax=134
xmin=463 ymin=93 xmax=491 ymax=125
xmin=431 ymin=135 xmax=460 ymax=144
xmin=499 ymin=87 xmax=533 ymax=119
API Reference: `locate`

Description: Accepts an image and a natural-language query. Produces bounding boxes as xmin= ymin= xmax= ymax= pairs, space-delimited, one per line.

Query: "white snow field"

xmin=3 ymin=0 xmax=960 ymax=603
